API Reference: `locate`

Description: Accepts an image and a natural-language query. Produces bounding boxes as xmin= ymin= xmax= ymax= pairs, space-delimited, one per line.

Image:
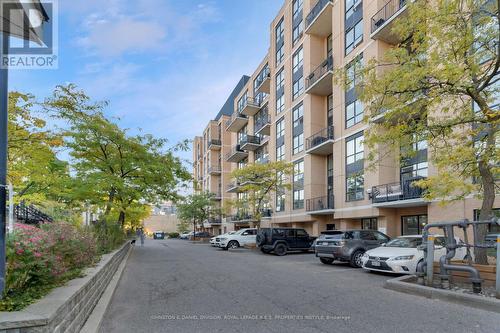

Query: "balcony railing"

xmin=208 ymin=139 xmax=221 ymax=148
xmin=371 ymin=177 xmax=425 ymax=203
xmin=306 ymin=195 xmax=334 ymax=212
xmin=238 ymin=96 xmax=261 ymax=114
xmin=241 ymin=134 xmax=261 ymax=146
xmin=225 ymin=112 xmax=248 ymax=132
xmin=306 ymin=126 xmax=334 ymax=151
xmin=208 ymin=165 xmax=221 ymax=174
xmin=255 ymin=114 xmax=271 ymax=133
xmin=305 ymin=0 xmax=333 ymax=30
xmin=225 ymin=144 xmax=248 ymax=162
xmin=207 ymin=217 xmax=222 ymax=224
xmin=229 ymin=213 xmax=255 ymax=222
xmin=371 ymin=0 xmax=407 ymax=33
xmin=305 ymin=55 xmax=333 ymax=91
xmin=255 ymin=66 xmax=270 ymax=91
xmin=260 ymin=208 xmax=272 ymax=218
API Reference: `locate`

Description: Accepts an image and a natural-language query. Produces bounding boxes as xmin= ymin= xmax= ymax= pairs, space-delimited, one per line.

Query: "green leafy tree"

xmin=177 ymin=192 xmax=218 ymax=236
xmin=230 ymin=161 xmax=293 ymax=226
xmin=44 ymin=84 xmax=191 ymax=226
xmin=349 ymin=1 xmax=499 ymax=264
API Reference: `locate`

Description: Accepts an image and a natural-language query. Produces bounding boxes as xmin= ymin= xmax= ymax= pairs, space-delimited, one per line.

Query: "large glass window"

xmin=293 ymin=159 xmax=304 ymax=209
xmin=346 ymin=134 xmax=364 ymax=165
xmin=345 ymin=0 xmax=362 ymax=21
xmin=292 ymin=103 xmax=304 ymax=155
xmin=346 ymin=55 xmax=363 ymax=91
xmin=346 ymin=133 xmax=364 ymax=201
xmin=276 ymin=69 xmax=285 ymax=114
xmin=276 ymin=17 xmax=285 ymax=65
xmin=345 ymin=19 xmax=363 ymax=55
xmin=361 ymin=218 xmax=378 ymax=230
xmin=276 ymin=117 xmax=285 ymax=139
xmin=292 ymin=0 xmax=303 ymax=45
xmin=400 ymin=135 xmax=428 ymax=184
xmin=292 ymin=47 xmax=304 ymax=100
xmin=346 ymin=174 xmax=364 ymax=201
xmin=276 ymin=145 xmax=285 ymax=161
xmin=346 ymin=99 xmax=364 ymax=128
xmin=401 ymin=215 xmax=428 ymax=235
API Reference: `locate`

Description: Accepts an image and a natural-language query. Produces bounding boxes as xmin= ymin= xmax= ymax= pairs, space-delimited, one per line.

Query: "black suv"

xmin=256 ymin=228 xmax=316 ymax=256
xmin=314 ymin=230 xmax=390 ymax=267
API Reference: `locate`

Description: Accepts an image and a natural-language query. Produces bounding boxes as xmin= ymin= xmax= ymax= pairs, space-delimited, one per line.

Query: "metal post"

xmin=0 ymin=32 xmax=8 ymax=298
xmin=7 ymin=183 xmax=12 ymax=234
xmin=496 ymin=235 xmax=500 ymax=299
xmin=426 ymin=235 xmax=435 ymax=286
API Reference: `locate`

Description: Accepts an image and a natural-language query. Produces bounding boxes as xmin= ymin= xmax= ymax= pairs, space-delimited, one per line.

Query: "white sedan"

xmin=361 ymin=235 xmax=467 ymax=274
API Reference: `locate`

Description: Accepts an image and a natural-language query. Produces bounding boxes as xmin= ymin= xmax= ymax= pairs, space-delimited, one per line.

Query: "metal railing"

xmin=305 ymin=0 xmax=333 ymax=29
xmin=238 ymin=96 xmax=261 ymax=113
xmin=255 ymin=66 xmax=270 ymax=89
xmin=305 ymin=126 xmax=334 ymax=150
xmin=208 ymin=139 xmax=221 ymax=147
xmin=229 ymin=213 xmax=255 ymax=222
xmin=371 ymin=177 xmax=424 ymax=203
xmin=305 ymin=55 xmax=333 ymax=90
xmin=225 ymin=112 xmax=248 ymax=129
xmin=225 ymin=144 xmax=246 ymax=160
xmin=14 ymin=202 xmax=54 ymax=224
xmin=255 ymin=114 xmax=271 ymax=133
xmin=241 ymin=135 xmax=261 ymax=146
xmin=260 ymin=208 xmax=272 ymax=218
xmin=306 ymin=195 xmax=334 ymax=212
xmin=207 ymin=217 xmax=222 ymax=224
xmin=371 ymin=0 xmax=407 ymax=33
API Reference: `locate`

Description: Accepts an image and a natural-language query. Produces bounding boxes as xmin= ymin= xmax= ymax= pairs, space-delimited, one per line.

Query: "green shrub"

xmin=168 ymin=232 xmax=180 ymax=238
xmin=1 ymin=222 xmax=98 ymax=311
xmin=92 ymin=222 xmax=126 ymax=254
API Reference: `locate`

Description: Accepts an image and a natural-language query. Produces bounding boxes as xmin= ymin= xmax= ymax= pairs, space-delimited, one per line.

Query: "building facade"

xmin=193 ymin=0 xmax=499 ymax=237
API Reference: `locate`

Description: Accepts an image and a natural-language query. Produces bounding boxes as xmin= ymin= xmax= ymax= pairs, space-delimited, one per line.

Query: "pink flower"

xmin=34 ymin=252 xmax=42 ymax=258
xmin=16 ymin=249 xmax=24 ymax=255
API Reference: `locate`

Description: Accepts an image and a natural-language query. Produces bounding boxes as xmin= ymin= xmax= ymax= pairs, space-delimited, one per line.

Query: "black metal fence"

xmin=306 ymin=195 xmax=334 ymax=212
xmin=371 ymin=0 xmax=407 ymax=33
xmin=14 ymin=202 xmax=54 ymax=225
xmin=306 ymin=126 xmax=334 ymax=150
xmin=305 ymin=55 xmax=333 ymax=90
xmin=305 ymin=0 xmax=333 ymax=29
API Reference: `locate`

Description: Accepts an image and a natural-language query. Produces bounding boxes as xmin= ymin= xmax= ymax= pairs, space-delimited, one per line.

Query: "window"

xmin=401 ymin=215 xmax=428 ymax=235
xmin=346 ymin=133 xmax=364 ymax=201
xmin=276 ymin=192 xmax=285 ymax=212
xmin=326 ymin=224 xmax=336 ymax=230
xmin=293 ymin=159 xmax=304 ymax=209
xmin=292 ymin=47 xmax=304 ymax=100
xmin=361 ymin=218 xmax=377 ymax=230
xmin=345 ymin=0 xmax=362 ymax=21
xmin=237 ymin=91 xmax=247 ymax=114
xmin=345 ymin=19 xmax=363 ymax=55
xmin=292 ymin=0 xmax=303 ymax=45
xmin=346 ymin=99 xmax=364 ymax=128
xmin=346 ymin=55 xmax=363 ymax=91
xmin=292 ymin=103 xmax=304 ymax=154
xmin=276 ymin=117 xmax=285 ymax=139
xmin=346 ymin=133 xmax=364 ymax=165
xmin=296 ymin=229 xmax=307 ymax=237
xmin=276 ymin=69 xmax=285 ymax=114
xmin=276 ymin=17 xmax=285 ymax=65
xmin=400 ymin=135 xmax=428 ymax=183
xmin=276 ymin=145 xmax=285 ymax=161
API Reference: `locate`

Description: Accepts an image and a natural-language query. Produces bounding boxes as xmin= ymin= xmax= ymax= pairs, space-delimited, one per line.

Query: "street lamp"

xmin=0 ymin=0 xmax=49 ymax=298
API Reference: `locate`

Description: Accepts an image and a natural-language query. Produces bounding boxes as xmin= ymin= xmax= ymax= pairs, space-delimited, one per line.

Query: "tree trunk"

xmin=118 ymin=210 xmax=126 ymax=226
xmin=474 ymin=157 xmax=496 ymax=264
xmin=104 ymin=187 xmax=116 ymax=218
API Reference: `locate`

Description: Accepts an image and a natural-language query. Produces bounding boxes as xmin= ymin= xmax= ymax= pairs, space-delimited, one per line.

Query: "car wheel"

xmin=274 ymin=244 xmax=287 ymax=256
xmin=350 ymin=250 xmax=364 ymax=268
xmin=228 ymin=240 xmax=239 ymax=249
xmin=320 ymin=258 xmax=334 ymax=265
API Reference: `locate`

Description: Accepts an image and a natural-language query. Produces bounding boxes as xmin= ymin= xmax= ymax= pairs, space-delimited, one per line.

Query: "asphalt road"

xmin=100 ymin=239 xmax=500 ymax=333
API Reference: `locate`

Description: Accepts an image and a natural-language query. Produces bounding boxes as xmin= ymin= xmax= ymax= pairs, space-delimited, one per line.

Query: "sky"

xmin=9 ymin=0 xmax=284 ymax=164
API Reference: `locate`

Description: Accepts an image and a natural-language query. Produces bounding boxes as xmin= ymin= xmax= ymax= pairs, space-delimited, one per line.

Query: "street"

xmin=100 ymin=239 xmax=500 ymax=333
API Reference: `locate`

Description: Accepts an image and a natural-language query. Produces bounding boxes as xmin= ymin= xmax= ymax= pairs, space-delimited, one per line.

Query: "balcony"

xmin=305 ymin=126 xmax=334 ymax=155
xmin=305 ymin=0 xmax=333 ymax=37
xmin=225 ymin=112 xmax=248 ymax=132
xmin=225 ymin=144 xmax=248 ymax=163
xmin=204 ymin=217 xmax=222 ymax=228
xmin=228 ymin=213 xmax=256 ymax=223
xmin=210 ymin=191 xmax=222 ymax=200
xmin=240 ymin=135 xmax=261 ymax=151
xmin=239 ymin=97 xmax=261 ymax=117
xmin=306 ymin=195 xmax=334 ymax=214
xmin=208 ymin=139 xmax=221 ymax=150
xmin=371 ymin=0 xmax=408 ymax=44
xmin=255 ymin=114 xmax=271 ymax=136
xmin=260 ymin=208 xmax=272 ymax=219
xmin=226 ymin=182 xmax=241 ymax=193
xmin=208 ymin=165 xmax=221 ymax=175
xmin=305 ymin=56 xmax=333 ymax=96
xmin=371 ymin=177 xmax=427 ymax=207
xmin=255 ymin=67 xmax=271 ymax=94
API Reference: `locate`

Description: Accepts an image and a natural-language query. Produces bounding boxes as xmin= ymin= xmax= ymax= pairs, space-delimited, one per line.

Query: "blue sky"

xmin=9 ymin=0 xmax=283 ymax=163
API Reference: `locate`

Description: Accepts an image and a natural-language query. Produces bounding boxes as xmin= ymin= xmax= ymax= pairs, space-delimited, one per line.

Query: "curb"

xmin=79 ymin=243 xmax=133 ymax=333
xmin=384 ymin=275 xmax=500 ymax=314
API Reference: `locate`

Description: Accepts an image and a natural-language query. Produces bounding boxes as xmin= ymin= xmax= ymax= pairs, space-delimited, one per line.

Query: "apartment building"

xmin=193 ymin=76 xmax=250 ymax=235
xmin=193 ymin=0 xmax=499 ymax=237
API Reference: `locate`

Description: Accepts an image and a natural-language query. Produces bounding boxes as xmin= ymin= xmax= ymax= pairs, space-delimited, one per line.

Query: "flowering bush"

xmin=1 ymin=222 xmax=98 ymax=311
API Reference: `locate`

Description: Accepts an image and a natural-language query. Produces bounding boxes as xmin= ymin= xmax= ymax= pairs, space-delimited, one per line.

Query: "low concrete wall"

xmin=0 ymin=242 xmax=131 ymax=333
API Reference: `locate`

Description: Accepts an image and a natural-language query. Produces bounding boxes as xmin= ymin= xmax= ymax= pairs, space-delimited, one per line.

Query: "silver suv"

xmin=314 ymin=230 xmax=390 ymax=267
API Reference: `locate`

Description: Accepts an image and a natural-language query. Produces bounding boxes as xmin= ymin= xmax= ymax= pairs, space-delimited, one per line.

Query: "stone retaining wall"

xmin=0 ymin=242 xmax=131 ymax=333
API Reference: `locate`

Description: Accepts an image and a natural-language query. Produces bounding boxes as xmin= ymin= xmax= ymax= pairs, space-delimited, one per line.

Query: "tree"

xmin=44 ymin=84 xmax=191 ymax=226
xmin=351 ymin=1 xmax=499 ymax=264
xmin=176 ymin=192 xmax=217 ymax=237
xmin=230 ymin=161 xmax=293 ymax=226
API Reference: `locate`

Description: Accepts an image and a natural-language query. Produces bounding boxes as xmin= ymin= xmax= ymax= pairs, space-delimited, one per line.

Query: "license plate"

xmin=371 ymin=260 xmax=381 ymax=267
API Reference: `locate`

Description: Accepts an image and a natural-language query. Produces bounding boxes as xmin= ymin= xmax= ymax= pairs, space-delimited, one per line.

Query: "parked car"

xmin=153 ymin=231 xmax=165 ymax=240
xmin=179 ymin=231 xmax=194 ymax=239
xmin=211 ymin=231 xmax=236 ymax=247
xmin=361 ymin=235 xmax=467 ymax=274
xmin=256 ymin=227 xmax=316 ymax=256
xmin=218 ymin=228 xmax=257 ymax=250
xmin=194 ymin=231 xmax=211 ymax=238
xmin=315 ymin=230 xmax=390 ymax=267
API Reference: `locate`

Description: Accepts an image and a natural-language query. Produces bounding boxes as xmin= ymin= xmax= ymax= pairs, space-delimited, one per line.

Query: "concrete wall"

xmin=0 ymin=243 xmax=130 ymax=333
